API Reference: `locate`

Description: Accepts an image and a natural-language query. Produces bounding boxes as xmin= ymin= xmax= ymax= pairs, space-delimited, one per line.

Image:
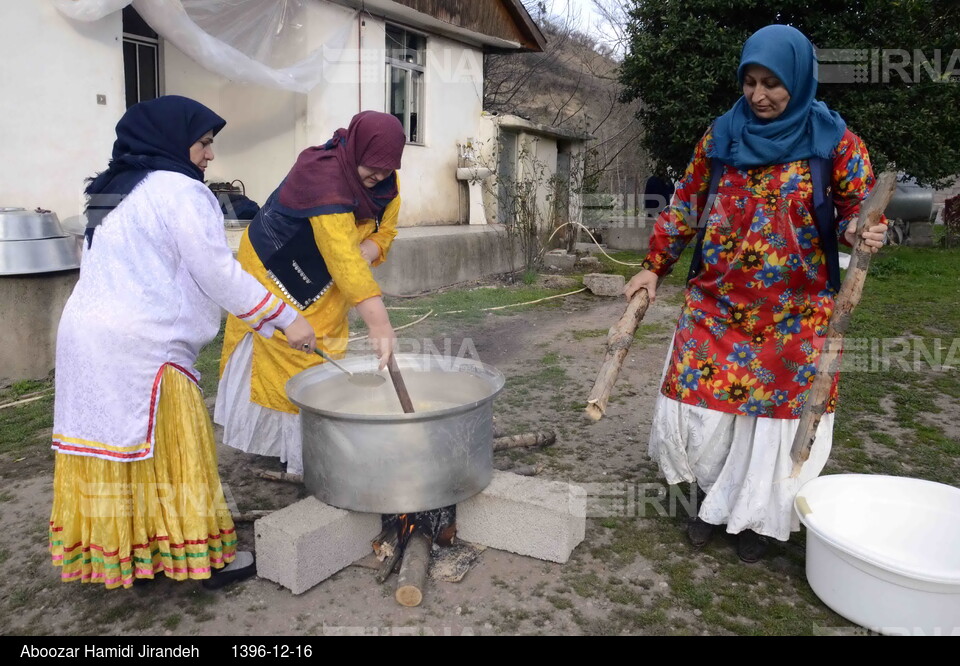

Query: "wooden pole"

xmin=584 ymin=289 xmax=654 ymax=420
xmin=789 ymin=172 xmax=898 ymax=477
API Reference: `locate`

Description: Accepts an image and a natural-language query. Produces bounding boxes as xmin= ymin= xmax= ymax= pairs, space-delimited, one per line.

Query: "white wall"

xmin=166 ymin=2 xmax=484 ymax=226
xmin=163 ymin=46 xmax=303 ymax=209
xmin=305 ymin=9 xmax=485 ymax=226
xmin=395 ymin=30 xmax=485 ymax=225
xmin=0 ymin=1 xmax=123 ymax=221
xmin=0 ymin=1 xmax=486 ymax=227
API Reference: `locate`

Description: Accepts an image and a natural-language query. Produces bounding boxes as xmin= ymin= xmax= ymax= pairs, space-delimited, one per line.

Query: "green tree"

xmin=618 ymin=0 xmax=960 ymax=186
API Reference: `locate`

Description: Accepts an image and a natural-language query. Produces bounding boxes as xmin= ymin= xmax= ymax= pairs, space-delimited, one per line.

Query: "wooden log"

xmin=492 ymin=431 xmax=556 ymax=451
xmin=585 ymin=288 xmax=654 ymax=421
xmin=496 ymin=463 xmax=544 ymax=477
xmin=790 ymin=172 xmax=898 ymax=477
xmin=372 ymin=525 xmax=399 ymax=561
xmin=254 ymin=469 xmax=303 ymax=485
xmin=233 ymin=510 xmax=273 ymax=522
xmin=375 ymin=547 xmax=403 ymax=584
xmin=395 ymin=532 xmax=431 ymax=607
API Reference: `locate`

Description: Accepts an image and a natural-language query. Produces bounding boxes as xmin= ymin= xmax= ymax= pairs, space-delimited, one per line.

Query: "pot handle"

xmin=795 ymin=495 xmax=813 ymax=517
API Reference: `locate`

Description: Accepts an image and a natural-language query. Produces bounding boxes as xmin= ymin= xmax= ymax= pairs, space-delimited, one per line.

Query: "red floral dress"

xmin=643 ymin=127 xmax=878 ymax=419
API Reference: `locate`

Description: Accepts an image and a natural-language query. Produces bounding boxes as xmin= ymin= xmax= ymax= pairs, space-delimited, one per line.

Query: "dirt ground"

xmin=0 ymin=276 xmax=872 ymax=636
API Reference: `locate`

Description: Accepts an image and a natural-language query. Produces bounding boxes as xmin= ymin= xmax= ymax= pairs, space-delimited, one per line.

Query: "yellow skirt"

xmin=49 ymin=366 xmax=237 ymax=589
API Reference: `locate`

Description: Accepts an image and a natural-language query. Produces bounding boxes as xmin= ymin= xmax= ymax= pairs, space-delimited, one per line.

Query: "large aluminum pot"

xmin=0 ymin=237 xmax=81 ymax=275
xmin=0 ymin=207 xmax=67 ymax=241
xmin=286 ymin=353 xmax=505 ymax=514
xmin=0 ymin=208 xmax=81 ymax=275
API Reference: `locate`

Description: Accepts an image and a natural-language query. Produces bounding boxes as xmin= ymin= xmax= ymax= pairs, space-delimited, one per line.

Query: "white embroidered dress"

xmin=53 ymin=172 xmax=296 ymax=462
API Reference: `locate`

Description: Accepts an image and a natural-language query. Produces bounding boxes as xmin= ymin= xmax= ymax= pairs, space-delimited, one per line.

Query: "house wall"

xmin=0 ymin=1 xmax=124 ymax=220
xmin=163 ymin=45 xmax=305 ymax=210
xmin=477 ymin=115 xmax=576 ymax=230
xmin=163 ymin=2 xmax=483 ymax=225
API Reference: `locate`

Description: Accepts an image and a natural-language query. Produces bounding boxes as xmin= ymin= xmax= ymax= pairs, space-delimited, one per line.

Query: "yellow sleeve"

xmin=310 ymin=212 xmax=382 ymax=305
xmin=361 ymin=195 xmax=400 ymax=267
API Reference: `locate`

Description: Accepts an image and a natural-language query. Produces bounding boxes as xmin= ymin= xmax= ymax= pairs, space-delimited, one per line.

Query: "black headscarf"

xmin=84 ymin=95 xmax=226 ymax=246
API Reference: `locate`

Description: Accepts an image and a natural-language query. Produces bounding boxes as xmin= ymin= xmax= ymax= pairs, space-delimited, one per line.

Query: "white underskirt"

xmin=214 ymin=333 xmax=304 ymax=475
xmin=647 ymin=338 xmax=834 ymax=541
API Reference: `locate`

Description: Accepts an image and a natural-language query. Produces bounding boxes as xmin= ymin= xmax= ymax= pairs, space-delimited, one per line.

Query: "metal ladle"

xmin=314 ymin=349 xmax=386 ymax=387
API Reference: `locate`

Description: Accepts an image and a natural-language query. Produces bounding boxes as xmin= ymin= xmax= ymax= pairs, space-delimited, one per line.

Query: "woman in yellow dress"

xmin=215 ymin=111 xmax=405 ymax=474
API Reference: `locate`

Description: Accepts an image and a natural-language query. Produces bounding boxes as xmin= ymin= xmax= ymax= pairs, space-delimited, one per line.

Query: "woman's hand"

xmin=367 ymin=322 xmax=396 ymax=369
xmin=624 ymin=269 xmax=659 ymax=302
xmin=283 ymin=314 xmax=317 ymax=352
xmin=355 ymin=296 xmax=396 ymax=369
xmin=844 ymin=218 xmax=887 ymax=254
xmin=359 ymin=239 xmax=380 ymax=266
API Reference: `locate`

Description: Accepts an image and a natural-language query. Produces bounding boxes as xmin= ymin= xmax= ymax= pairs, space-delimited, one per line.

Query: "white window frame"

xmin=384 ymin=23 xmax=426 ymax=145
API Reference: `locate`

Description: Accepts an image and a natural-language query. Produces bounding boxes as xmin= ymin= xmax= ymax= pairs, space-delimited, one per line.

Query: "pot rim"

xmin=285 ymin=353 xmax=505 ymax=422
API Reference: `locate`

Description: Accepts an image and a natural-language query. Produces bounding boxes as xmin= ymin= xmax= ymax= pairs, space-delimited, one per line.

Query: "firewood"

xmin=233 ymin=510 xmax=273 ymax=522
xmin=375 ymin=547 xmax=403 ymax=584
xmin=496 ymin=463 xmax=544 ymax=477
xmin=253 ymin=469 xmax=303 ymax=484
xmin=585 ymin=287 xmax=654 ymax=421
xmin=373 ymin=525 xmax=399 ymax=561
xmin=790 ymin=171 xmax=897 ymax=477
xmin=395 ymin=532 xmax=431 ymax=607
xmin=492 ymin=431 xmax=556 ymax=451
xmin=413 ymin=505 xmax=456 ymax=543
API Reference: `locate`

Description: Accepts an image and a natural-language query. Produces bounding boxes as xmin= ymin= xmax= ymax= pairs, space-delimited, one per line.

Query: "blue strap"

xmin=809 ymin=156 xmax=841 ymax=293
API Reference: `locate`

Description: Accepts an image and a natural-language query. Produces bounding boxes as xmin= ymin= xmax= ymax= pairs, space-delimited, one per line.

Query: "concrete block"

xmin=457 ymin=471 xmax=586 ymax=563
xmin=577 ymin=256 xmax=602 ymax=270
xmin=573 ymin=242 xmax=602 ymax=255
xmin=254 ymin=497 xmax=380 ymax=594
xmin=583 ymin=272 xmax=625 ymax=297
xmin=543 ymin=249 xmax=577 ymax=270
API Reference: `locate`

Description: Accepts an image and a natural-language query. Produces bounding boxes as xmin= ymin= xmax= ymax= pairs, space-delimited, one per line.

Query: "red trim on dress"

xmin=144 ymin=362 xmax=199 ymax=444
xmin=237 ymin=293 xmax=272 ymax=319
xmin=253 ymin=302 xmax=285 ymax=332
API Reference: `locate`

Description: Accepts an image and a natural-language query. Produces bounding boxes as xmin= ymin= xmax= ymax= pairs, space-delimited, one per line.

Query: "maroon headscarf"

xmin=277 ymin=111 xmax=405 ymax=221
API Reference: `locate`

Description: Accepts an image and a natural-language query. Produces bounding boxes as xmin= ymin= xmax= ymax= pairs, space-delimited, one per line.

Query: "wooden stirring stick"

xmin=388 ymin=355 xmax=415 ymax=413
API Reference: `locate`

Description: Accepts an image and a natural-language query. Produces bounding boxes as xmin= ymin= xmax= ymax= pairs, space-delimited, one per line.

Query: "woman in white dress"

xmin=49 ymin=95 xmax=314 ymax=589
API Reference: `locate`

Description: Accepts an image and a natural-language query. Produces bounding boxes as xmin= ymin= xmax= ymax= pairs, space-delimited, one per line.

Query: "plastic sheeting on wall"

xmin=52 ymin=0 xmax=356 ymax=93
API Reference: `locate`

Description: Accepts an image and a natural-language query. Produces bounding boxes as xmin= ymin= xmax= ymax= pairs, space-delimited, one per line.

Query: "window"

xmin=122 ymin=7 xmax=162 ymax=108
xmin=385 ymin=24 xmax=425 ymax=144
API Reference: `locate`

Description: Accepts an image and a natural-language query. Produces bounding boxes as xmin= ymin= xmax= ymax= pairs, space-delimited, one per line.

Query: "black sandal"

xmin=202 ymin=551 xmax=257 ymax=590
xmin=737 ymin=530 xmax=769 ymax=563
xmin=687 ymin=517 xmax=717 ymax=548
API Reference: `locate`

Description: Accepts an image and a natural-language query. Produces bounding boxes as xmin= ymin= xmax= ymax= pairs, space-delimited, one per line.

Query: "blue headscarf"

xmin=84 ymin=95 xmax=226 ymax=245
xmin=708 ymin=25 xmax=846 ymax=169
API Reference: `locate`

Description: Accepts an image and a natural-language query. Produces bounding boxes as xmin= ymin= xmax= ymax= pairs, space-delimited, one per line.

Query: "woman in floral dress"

xmin=624 ymin=25 xmax=888 ymax=562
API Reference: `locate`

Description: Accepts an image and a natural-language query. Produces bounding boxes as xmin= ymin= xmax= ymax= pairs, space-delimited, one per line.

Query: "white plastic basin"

xmin=796 ymin=474 xmax=960 ymax=635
